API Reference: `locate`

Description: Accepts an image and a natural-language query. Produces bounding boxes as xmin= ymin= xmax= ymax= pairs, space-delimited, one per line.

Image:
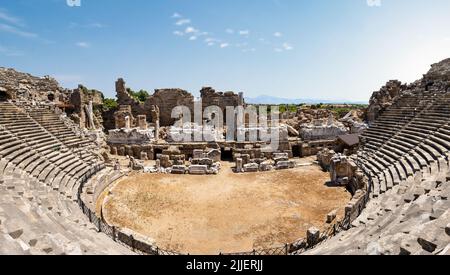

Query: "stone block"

xmin=189 ymin=165 xmax=208 ymax=175
xmin=276 ymin=161 xmax=291 ymax=170
xmin=307 ymin=227 xmax=320 ymax=246
xmin=326 ymin=210 xmax=337 ymax=223
xmin=171 ymin=165 xmax=186 ymax=174
xmin=140 ymin=152 xmax=148 ymax=161
xmin=160 ymin=155 xmax=173 ymax=168
xmin=259 ymin=161 xmax=273 ymax=172
xmin=193 ymin=149 xmax=204 ymax=159
xmin=244 ymin=163 xmax=259 ymax=173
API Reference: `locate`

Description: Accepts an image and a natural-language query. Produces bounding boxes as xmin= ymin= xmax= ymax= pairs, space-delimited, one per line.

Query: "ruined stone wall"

xmin=144 ymin=89 xmax=194 ymax=127
xmin=0 ymin=67 xmax=66 ymax=103
xmin=301 ymin=139 xmax=335 ymax=157
xmin=367 ymin=80 xmax=406 ymax=124
xmin=115 ymin=79 xmax=245 ymax=128
xmin=116 ymin=78 xmax=147 ymax=117
xmin=69 ymin=85 xmax=104 ymax=129
xmin=200 ymin=87 xmax=243 ymax=120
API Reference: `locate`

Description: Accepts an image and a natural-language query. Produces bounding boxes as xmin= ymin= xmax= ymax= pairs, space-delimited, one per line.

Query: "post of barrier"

xmin=285 ymin=243 xmax=289 ymax=255
xmin=130 ymin=235 xmax=135 ymax=252
xmin=253 ymin=249 xmax=256 ymax=255
xmin=112 ymin=226 xmax=116 ymax=241
xmin=156 ymin=247 xmax=159 ymax=255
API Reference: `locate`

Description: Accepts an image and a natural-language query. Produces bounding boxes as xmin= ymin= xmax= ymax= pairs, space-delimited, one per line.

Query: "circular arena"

xmin=99 ymin=161 xmax=350 ymax=254
xmin=0 ymin=58 xmax=449 ymax=255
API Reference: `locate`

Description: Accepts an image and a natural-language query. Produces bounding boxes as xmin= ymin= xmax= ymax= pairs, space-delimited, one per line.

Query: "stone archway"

xmin=47 ymin=93 xmax=55 ymax=101
xmin=0 ymin=91 xmax=10 ymax=102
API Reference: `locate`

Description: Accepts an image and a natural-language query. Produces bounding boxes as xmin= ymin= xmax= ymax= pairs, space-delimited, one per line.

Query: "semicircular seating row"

xmin=0 ymin=101 xmax=133 ymax=255
xmin=306 ymin=91 xmax=450 ymax=255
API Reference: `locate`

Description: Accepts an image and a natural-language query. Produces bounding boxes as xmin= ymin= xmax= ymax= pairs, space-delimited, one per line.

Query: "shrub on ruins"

xmin=103 ymin=98 xmax=118 ymax=110
xmin=126 ymin=88 xmax=149 ymax=102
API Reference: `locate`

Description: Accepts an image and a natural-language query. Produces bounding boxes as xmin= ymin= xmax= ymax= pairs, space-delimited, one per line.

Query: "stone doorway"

xmin=0 ymin=91 xmax=10 ymax=102
xmin=221 ymin=148 xmax=233 ymax=161
xmin=47 ymin=93 xmax=55 ymax=101
xmin=292 ymin=145 xmax=301 ymax=158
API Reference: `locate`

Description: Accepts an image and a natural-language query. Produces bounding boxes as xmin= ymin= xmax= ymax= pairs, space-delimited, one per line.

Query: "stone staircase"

xmin=27 ymin=106 xmax=96 ymax=152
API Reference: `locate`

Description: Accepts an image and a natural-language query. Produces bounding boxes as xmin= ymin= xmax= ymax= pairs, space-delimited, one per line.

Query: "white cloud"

xmin=185 ymin=27 xmax=198 ymax=34
xmin=172 ymin=13 xmax=182 ymax=18
xmin=282 ymin=43 xmax=294 ymax=51
xmin=205 ymin=38 xmax=218 ymax=43
xmin=367 ymin=0 xmax=382 ymax=7
xmin=173 ymin=30 xmax=184 ymax=36
xmin=226 ymin=28 xmax=234 ymax=34
xmin=274 ymin=32 xmax=283 ymax=37
xmin=76 ymin=42 xmax=90 ymax=48
xmin=0 ymin=23 xmax=38 ymax=38
xmin=69 ymin=22 xmax=107 ymax=29
xmin=189 ymin=36 xmax=197 ymax=41
xmin=207 ymin=42 xmax=215 ymax=46
xmin=220 ymin=43 xmax=229 ymax=48
xmin=87 ymin=22 xmax=106 ymax=28
xmin=274 ymin=43 xmax=294 ymax=52
xmin=239 ymin=30 xmax=250 ymax=36
xmin=176 ymin=19 xmax=191 ymax=26
xmin=0 ymin=9 xmax=25 ymax=27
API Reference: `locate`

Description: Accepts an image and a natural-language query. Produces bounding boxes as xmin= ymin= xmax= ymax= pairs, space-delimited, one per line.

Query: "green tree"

xmin=126 ymin=88 xmax=149 ymax=102
xmin=103 ymin=98 xmax=118 ymax=110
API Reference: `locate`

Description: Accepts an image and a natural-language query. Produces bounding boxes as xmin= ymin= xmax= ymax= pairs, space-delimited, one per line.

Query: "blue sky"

xmin=1 ymin=0 xmax=450 ymax=102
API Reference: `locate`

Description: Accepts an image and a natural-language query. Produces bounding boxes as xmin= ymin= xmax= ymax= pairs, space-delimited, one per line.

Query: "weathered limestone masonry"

xmin=0 ymin=67 xmax=66 ymax=103
xmin=200 ymin=87 xmax=245 ymax=120
xmin=367 ymin=80 xmax=407 ymax=124
xmin=69 ymin=85 xmax=104 ymax=130
xmin=116 ymin=78 xmax=244 ymax=127
xmin=300 ymin=115 xmax=348 ymax=140
xmin=115 ymin=78 xmax=147 ymax=116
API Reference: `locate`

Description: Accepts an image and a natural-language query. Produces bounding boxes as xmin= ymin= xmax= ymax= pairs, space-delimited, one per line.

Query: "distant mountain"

xmin=245 ymin=95 xmax=367 ymax=105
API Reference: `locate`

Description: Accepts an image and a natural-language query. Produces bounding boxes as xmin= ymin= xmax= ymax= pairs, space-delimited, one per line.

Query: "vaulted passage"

xmin=0 ymin=91 xmax=10 ymax=101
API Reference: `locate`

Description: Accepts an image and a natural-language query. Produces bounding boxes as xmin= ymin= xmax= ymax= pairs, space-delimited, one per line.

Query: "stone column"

xmin=238 ymin=92 xmax=244 ymax=106
xmin=125 ymin=116 xmax=131 ymax=129
xmin=84 ymin=101 xmax=95 ymax=130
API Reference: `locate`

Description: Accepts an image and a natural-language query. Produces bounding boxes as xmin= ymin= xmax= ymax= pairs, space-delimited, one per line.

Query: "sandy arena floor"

xmin=100 ymin=160 xmax=351 ymax=254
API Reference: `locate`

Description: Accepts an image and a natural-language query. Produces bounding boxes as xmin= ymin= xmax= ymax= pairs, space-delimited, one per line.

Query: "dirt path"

xmin=101 ymin=161 xmax=350 ymax=255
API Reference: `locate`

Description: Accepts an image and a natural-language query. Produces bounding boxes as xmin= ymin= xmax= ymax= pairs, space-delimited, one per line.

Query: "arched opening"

xmin=0 ymin=91 xmax=10 ymax=102
xmin=292 ymin=145 xmax=301 ymax=158
xmin=47 ymin=93 xmax=55 ymax=101
xmin=221 ymin=148 xmax=233 ymax=161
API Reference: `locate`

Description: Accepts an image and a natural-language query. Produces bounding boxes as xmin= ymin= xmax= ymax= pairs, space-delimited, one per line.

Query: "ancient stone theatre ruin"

xmin=0 ymin=58 xmax=449 ymax=255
